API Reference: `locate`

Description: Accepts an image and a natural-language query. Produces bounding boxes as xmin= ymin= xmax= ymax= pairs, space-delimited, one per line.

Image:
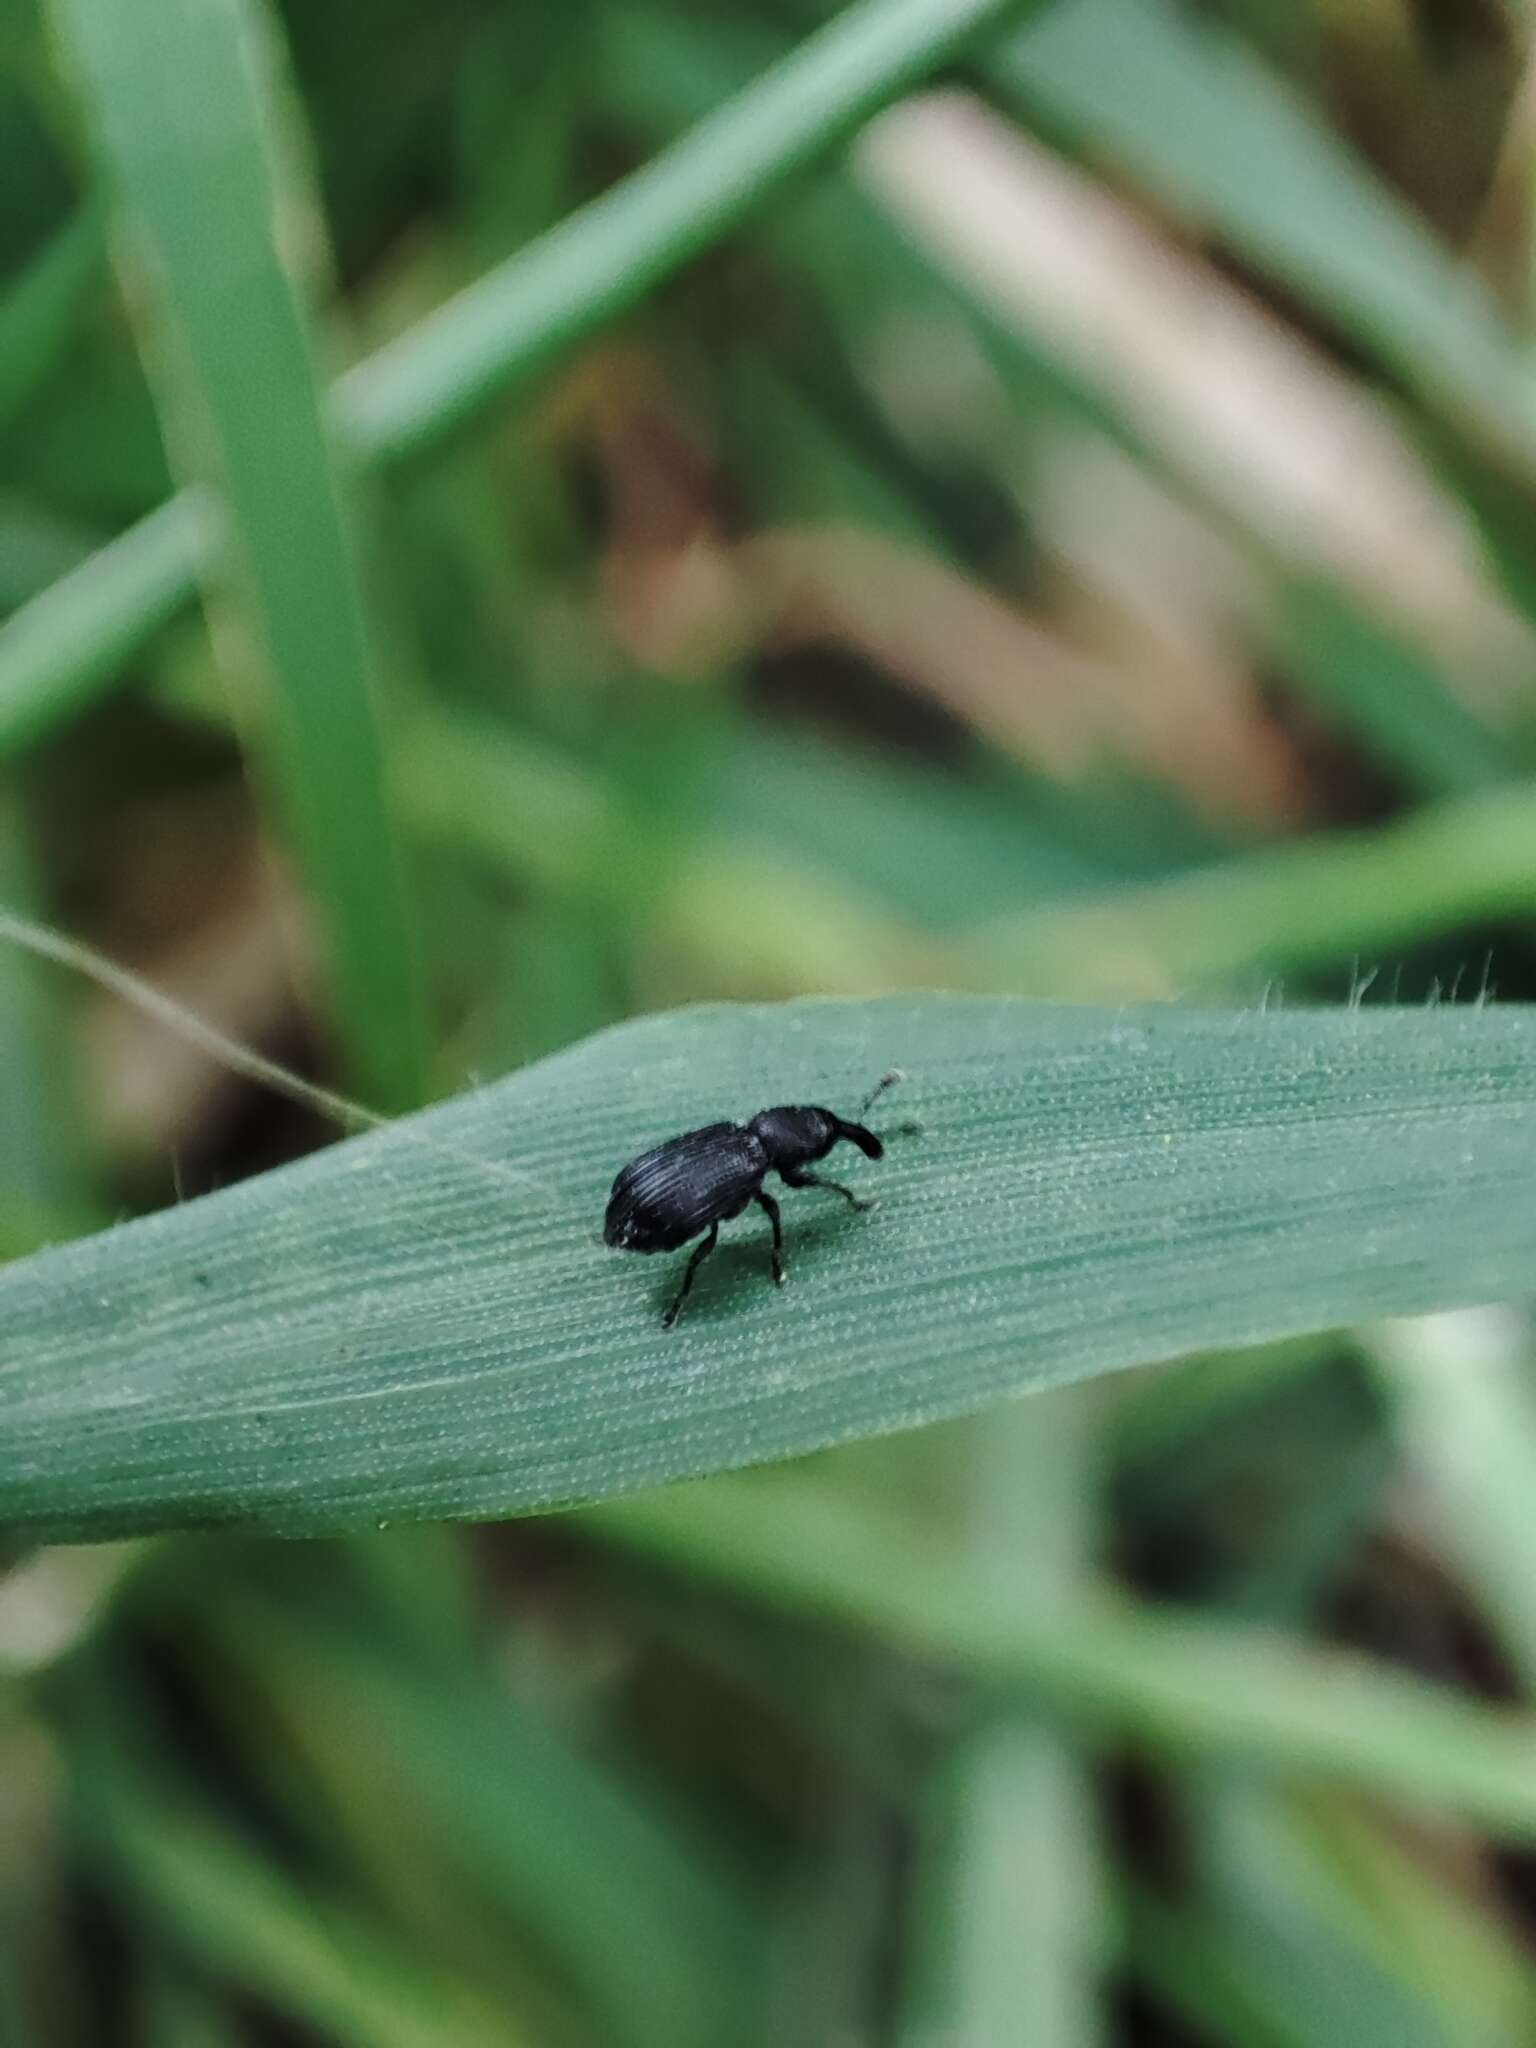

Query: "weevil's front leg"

xmin=663 ymin=1223 xmax=719 ymax=1329
xmin=755 ymin=1191 xmax=786 ymax=1286
xmin=779 ymin=1166 xmax=875 ymax=1213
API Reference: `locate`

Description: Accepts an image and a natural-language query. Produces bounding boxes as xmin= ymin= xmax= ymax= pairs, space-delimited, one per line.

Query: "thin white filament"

xmin=0 ymin=906 xmax=551 ymax=1198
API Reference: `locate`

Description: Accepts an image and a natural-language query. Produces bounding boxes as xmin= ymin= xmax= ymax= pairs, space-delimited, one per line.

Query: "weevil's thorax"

xmin=747 ymin=1104 xmax=836 ymax=1169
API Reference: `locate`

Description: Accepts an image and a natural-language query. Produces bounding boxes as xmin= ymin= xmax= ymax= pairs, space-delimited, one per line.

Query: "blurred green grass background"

xmin=12 ymin=0 xmax=1536 ymax=2039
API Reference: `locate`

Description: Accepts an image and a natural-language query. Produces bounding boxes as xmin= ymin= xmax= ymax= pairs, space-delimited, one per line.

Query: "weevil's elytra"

xmin=604 ymin=1071 xmax=903 ymax=1328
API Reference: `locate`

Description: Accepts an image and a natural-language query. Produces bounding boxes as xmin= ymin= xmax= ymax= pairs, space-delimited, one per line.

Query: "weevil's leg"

xmin=780 ymin=1166 xmax=875 ymax=1213
xmin=755 ymin=1191 xmax=786 ymax=1286
xmin=662 ymin=1223 xmax=719 ymax=1330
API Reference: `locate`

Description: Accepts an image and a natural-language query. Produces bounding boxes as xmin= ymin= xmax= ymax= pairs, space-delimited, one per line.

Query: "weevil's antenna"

xmin=857 ymin=1069 xmax=903 ymax=1120
xmin=0 ymin=906 xmax=551 ymax=1196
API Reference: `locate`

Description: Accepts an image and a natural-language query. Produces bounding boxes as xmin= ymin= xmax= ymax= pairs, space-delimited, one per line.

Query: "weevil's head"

xmin=749 ymin=1105 xmax=883 ymax=1168
xmin=747 ymin=1105 xmax=830 ymax=1169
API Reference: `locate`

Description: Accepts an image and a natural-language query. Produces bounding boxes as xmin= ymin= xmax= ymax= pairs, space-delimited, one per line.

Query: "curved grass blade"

xmin=976 ymin=778 xmax=1536 ymax=996
xmin=65 ymin=1655 xmax=530 ymax=2048
xmin=582 ymin=1472 xmax=1536 ymax=1845
xmin=4 ymin=995 xmax=1536 ymax=1541
xmin=997 ymin=0 xmax=1533 ymax=456
xmin=0 ymin=199 xmax=104 ymax=437
xmin=47 ymin=0 xmax=427 ymax=1109
xmin=0 ymin=0 xmax=1035 ymax=766
xmin=336 ymin=0 xmax=1032 ymax=461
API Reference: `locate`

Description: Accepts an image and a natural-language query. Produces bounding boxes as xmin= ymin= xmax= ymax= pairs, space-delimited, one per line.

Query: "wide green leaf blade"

xmin=4 ymin=994 xmax=1536 ymax=1542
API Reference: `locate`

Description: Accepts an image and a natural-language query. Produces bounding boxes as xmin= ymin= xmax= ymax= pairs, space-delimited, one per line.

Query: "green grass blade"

xmin=1287 ymin=1796 xmax=1536 ymax=2045
xmin=1122 ymin=1883 xmax=1291 ymax=2048
xmin=977 ymin=780 xmax=1536 ymax=996
xmin=0 ymin=199 xmax=104 ymax=437
xmin=1367 ymin=1308 xmax=1536 ymax=1694
xmin=0 ymin=492 xmax=211 ymax=756
xmin=1272 ymin=580 xmax=1512 ymax=802
xmin=0 ymin=491 xmax=101 ymax=612
xmin=1187 ymin=1794 xmax=1458 ymax=2048
xmin=210 ymin=1590 xmax=756 ymax=2048
xmin=900 ymin=1398 xmax=1109 ymax=2046
xmin=997 ymin=0 xmax=1533 ymax=454
xmin=337 ymin=0 xmax=1031 ymax=461
xmin=47 ymin=0 xmax=426 ymax=1109
xmin=397 ymin=703 xmax=927 ymax=994
xmin=1187 ymin=1794 xmax=1531 ymax=2048
xmin=0 ymin=0 xmax=1035 ymax=764
xmin=584 ymin=1474 xmax=1536 ymax=1843
xmin=68 ymin=1661 xmax=528 ymax=2048
xmin=5 ymin=996 xmax=1536 ymax=1538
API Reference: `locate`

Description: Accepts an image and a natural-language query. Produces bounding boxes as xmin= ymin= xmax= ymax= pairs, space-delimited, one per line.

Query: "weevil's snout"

xmin=604 ymin=1206 xmax=635 ymax=1250
xmin=836 ymin=1118 xmax=883 ymax=1160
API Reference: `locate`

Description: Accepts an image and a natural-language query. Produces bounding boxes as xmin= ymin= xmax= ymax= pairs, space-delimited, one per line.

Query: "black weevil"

xmin=604 ymin=1071 xmax=902 ymax=1327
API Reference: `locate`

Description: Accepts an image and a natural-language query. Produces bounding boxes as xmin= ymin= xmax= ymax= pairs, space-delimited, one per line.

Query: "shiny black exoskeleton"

xmin=604 ymin=1072 xmax=901 ymax=1328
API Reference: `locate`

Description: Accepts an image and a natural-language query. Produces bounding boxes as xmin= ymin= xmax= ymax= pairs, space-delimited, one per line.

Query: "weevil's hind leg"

xmin=663 ymin=1223 xmax=719 ymax=1330
xmin=780 ymin=1166 xmax=875 ymax=1213
xmin=755 ymin=1191 xmax=786 ymax=1286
